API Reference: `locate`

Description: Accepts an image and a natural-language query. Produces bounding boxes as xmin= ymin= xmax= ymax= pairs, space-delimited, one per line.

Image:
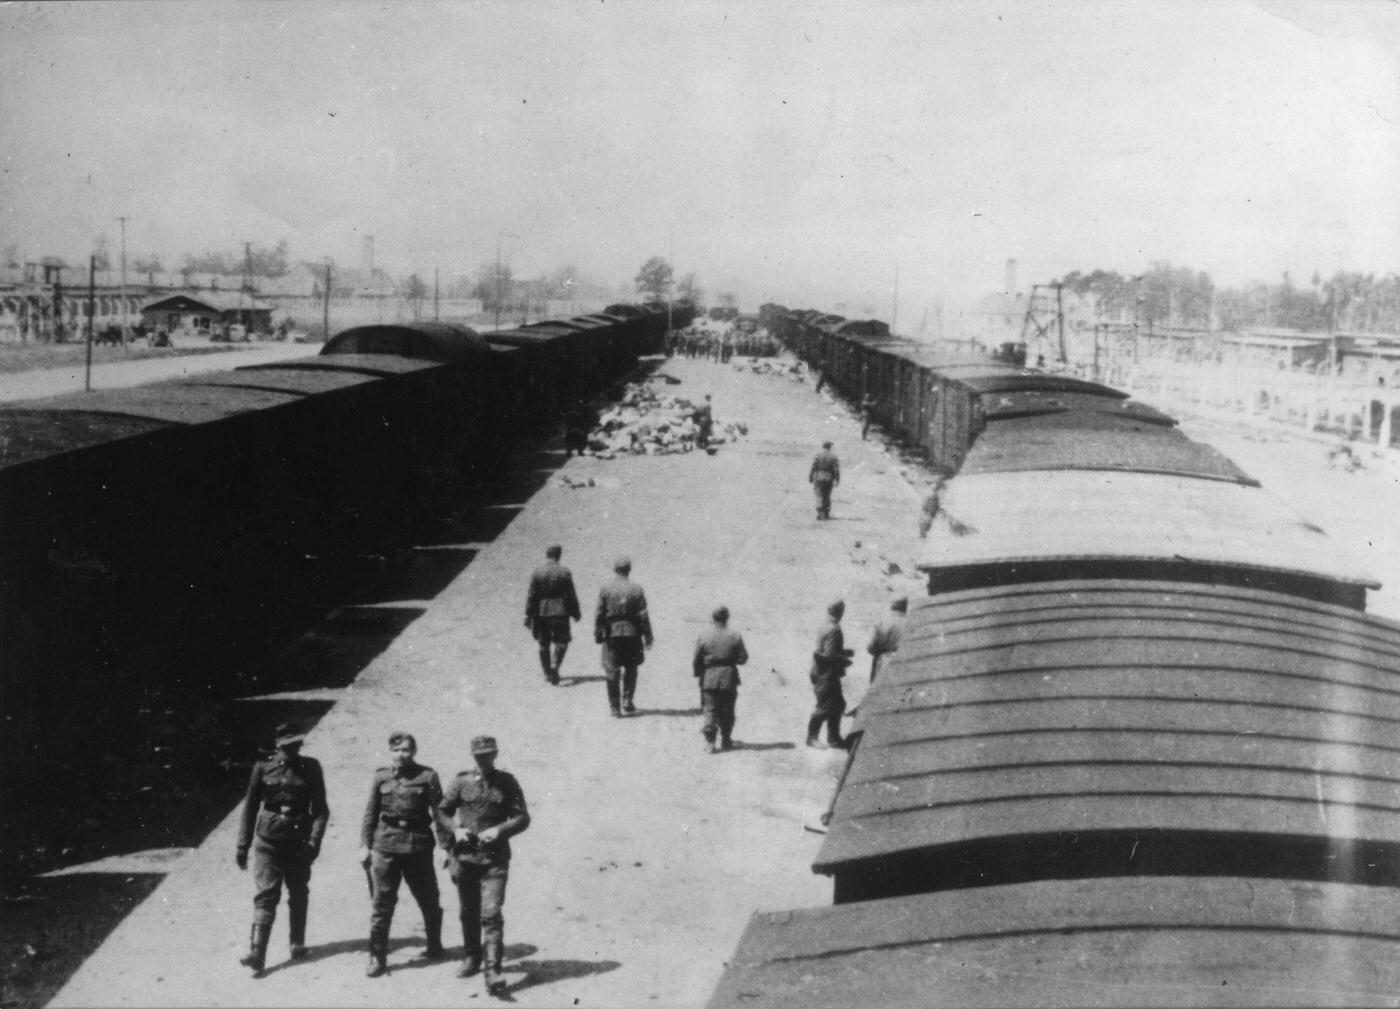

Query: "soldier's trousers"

xmin=812 ymin=478 xmax=833 ymax=517
xmin=701 ymin=688 xmax=738 ymax=743
xmin=808 ymin=676 xmax=846 ymax=743
xmin=450 ymin=861 xmax=509 ymax=960
xmin=369 ymin=849 xmax=440 ymax=938
xmin=252 ymin=836 xmax=312 ymax=928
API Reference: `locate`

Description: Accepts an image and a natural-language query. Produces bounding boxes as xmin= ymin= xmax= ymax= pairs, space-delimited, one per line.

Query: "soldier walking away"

xmin=234 ymin=722 xmax=329 ymax=976
xmin=807 ymin=600 xmax=855 ymax=749
xmin=438 ymin=735 xmax=531 ymax=993
xmin=359 ymin=731 xmax=446 ymax=977
xmin=595 ymin=556 xmax=654 ymax=717
xmin=918 ymin=476 xmax=946 ymax=538
xmin=809 ymin=441 xmax=840 ymax=520
xmin=859 ymin=393 xmax=876 ymax=440
xmin=866 ymin=597 xmax=908 ymax=685
xmin=693 ymin=606 xmax=749 ymax=753
xmin=694 ymin=394 xmax=714 ymax=448
xmin=525 ymin=544 xmax=581 ymax=684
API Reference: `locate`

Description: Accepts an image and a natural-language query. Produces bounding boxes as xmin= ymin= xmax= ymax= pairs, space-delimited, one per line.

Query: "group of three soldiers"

xmin=528 ymin=544 xmax=747 ymax=750
xmin=235 ymin=726 xmax=528 ymax=994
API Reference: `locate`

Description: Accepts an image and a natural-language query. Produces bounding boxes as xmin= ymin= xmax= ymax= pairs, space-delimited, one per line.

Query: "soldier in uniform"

xmin=692 ymin=606 xmax=749 ymax=753
xmin=234 ymin=722 xmax=329 ymax=975
xmin=866 ymin=597 xmax=908 ymax=684
xmin=438 ymin=735 xmax=531 ymax=992
xmin=359 ymin=731 xmax=446 ymax=977
xmin=859 ymin=392 xmax=877 ymax=440
xmin=525 ymin=544 xmax=581 ymax=684
xmin=918 ymin=476 xmax=946 ymax=538
xmin=693 ymin=394 xmax=714 ymax=448
xmin=809 ymin=441 xmax=841 ymax=520
xmin=807 ymin=600 xmax=855 ymax=749
xmin=594 ymin=556 xmax=654 ymax=717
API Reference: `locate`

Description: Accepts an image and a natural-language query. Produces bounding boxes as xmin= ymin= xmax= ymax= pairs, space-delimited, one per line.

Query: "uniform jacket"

xmin=810 ymin=618 xmax=854 ymax=683
xmin=438 ymin=766 xmax=530 ymax=866
xmin=237 ymin=752 xmax=329 ymax=850
xmin=595 ymin=576 xmax=653 ymax=644
xmin=361 ymin=761 xmax=443 ymax=854
xmin=526 ymin=559 xmax=581 ymax=621
xmin=809 ymin=450 xmax=840 ymax=485
xmin=692 ymin=625 xmax=749 ymax=691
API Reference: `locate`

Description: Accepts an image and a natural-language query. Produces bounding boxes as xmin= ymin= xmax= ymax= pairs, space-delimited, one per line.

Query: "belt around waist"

xmin=380 ymin=814 xmax=430 ymax=829
xmin=264 ymin=803 xmax=304 ymax=815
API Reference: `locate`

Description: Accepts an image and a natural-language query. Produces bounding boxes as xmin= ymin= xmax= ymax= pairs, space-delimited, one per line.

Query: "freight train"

xmin=710 ymin=309 xmax=1400 ymax=1005
xmin=0 ymin=302 xmax=693 ymax=771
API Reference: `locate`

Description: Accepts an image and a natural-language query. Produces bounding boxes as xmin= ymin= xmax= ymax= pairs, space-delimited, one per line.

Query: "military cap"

xmin=827 ymin=599 xmax=845 ymax=617
xmin=614 ymin=555 xmax=632 ymax=573
xmin=274 ymin=722 xmax=306 ymax=746
xmin=712 ymin=605 xmax=730 ymax=623
xmin=822 ymin=440 xmax=833 ymax=448
xmin=471 ymin=735 xmax=499 ymax=756
xmin=546 ymin=544 xmax=562 ymax=559
xmin=892 ymin=597 xmax=908 ymax=613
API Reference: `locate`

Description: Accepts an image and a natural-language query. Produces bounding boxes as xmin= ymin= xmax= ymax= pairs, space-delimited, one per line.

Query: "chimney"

xmin=1005 ymin=259 xmax=1018 ymax=296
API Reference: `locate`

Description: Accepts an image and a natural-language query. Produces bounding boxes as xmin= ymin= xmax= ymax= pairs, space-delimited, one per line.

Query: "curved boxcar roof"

xmin=238 ymin=354 xmax=441 ymax=379
xmin=817 ymin=581 xmax=1400 ymax=887
xmin=1 ymin=381 xmax=303 ymax=427
xmin=0 ymin=407 xmax=174 ymax=470
xmin=930 ymin=362 xmax=1129 ymax=398
xmin=320 ymin=322 xmax=488 ymax=361
xmin=484 ymin=327 xmax=570 ymax=349
xmin=963 ymin=412 xmax=1253 ymax=483
xmin=709 ymin=877 xmax=1400 ymax=1008
xmin=979 ymin=388 xmax=1175 ymax=425
xmin=918 ymin=469 xmax=1378 ymax=594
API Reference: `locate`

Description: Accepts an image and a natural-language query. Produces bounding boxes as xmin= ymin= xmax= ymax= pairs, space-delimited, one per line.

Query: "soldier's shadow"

xmin=495 ymin=955 xmax=622 ymax=997
xmin=560 ymin=675 xmax=606 ymax=686
xmin=635 ymin=706 xmax=702 ymax=717
xmin=727 ymin=740 xmax=795 ymax=752
xmin=259 ymin=936 xmax=434 ymax=976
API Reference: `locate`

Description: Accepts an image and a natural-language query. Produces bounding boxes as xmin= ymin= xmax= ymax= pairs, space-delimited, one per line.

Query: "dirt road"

xmin=0 ymin=339 xmax=317 ymax=403
xmin=49 ymin=355 xmax=925 ymax=1008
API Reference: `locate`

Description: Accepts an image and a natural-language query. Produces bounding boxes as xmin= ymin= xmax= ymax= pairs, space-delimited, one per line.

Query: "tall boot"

xmin=366 ymin=925 xmax=389 ymax=977
xmin=606 ymin=678 xmax=622 ymax=717
xmin=240 ymin=922 xmax=271 ymax=974
xmin=288 ymin=902 xmax=308 ymax=959
xmin=621 ymin=668 xmax=637 ymax=714
xmin=537 ymin=648 xmax=554 ymax=682
xmin=457 ymin=914 xmax=482 ymax=977
xmin=551 ymin=642 xmax=568 ymax=681
xmin=806 ymin=713 xmax=825 ymax=747
xmin=417 ymin=907 xmax=444 ymax=959
xmin=483 ymin=936 xmax=506 ymax=993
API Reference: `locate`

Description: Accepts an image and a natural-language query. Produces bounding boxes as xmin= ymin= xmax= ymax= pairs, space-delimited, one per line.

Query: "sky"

xmin=2 ymin=0 xmax=1398 ymax=323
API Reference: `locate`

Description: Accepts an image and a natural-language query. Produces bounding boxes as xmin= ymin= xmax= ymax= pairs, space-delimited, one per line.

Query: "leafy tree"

xmin=132 ymin=253 xmax=164 ymax=276
xmin=91 ymin=234 xmax=112 ymax=271
xmin=676 ymin=272 xmax=703 ymax=305
xmin=404 ymin=273 xmax=428 ymax=321
xmin=634 ymin=256 xmax=673 ymax=304
xmin=473 ymin=261 xmax=515 ymax=314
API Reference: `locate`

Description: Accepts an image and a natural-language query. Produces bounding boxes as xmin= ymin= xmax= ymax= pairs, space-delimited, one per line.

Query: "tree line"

xmin=1058 ymin=262 xmax=1400 ymax=334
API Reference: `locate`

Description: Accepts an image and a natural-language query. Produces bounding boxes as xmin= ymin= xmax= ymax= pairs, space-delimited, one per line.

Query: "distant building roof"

xmin=141 ymin=292 xmax=274 ymax=313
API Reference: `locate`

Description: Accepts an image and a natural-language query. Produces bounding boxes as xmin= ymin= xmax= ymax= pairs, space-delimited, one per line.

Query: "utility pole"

xmin=242 ymin=242 xmax=253 ymax=335
xmin=891 ymin=263 xmax=899 ymax=335
xmin=86 ymin=255 xmax=96 ymax=390
xmin=323 ymin=260 xmax=332 ymax=340
xmin=495 ymin=234 xmax=503 ymax=330
xmin=116 ymin=215 xmax=129 ymax=345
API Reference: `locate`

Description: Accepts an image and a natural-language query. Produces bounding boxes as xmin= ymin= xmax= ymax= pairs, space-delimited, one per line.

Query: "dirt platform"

xmin=49 ymin=354 xmax=926 ymax=1008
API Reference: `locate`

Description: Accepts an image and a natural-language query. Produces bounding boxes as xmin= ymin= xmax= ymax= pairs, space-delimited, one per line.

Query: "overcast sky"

xmin=2 ymin=0 xmax=1397 ymax=321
